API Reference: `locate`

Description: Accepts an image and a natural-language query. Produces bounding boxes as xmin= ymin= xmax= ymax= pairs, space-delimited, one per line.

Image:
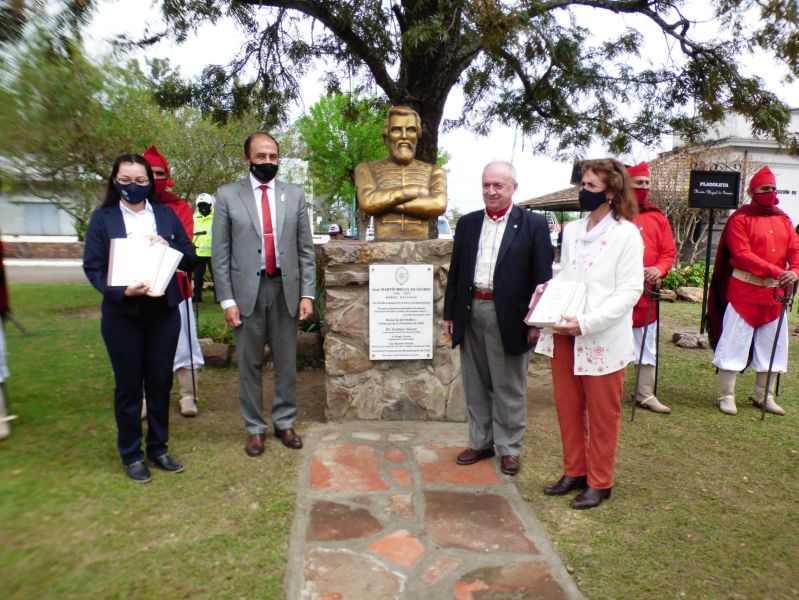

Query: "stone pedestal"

xmin=320 ymin=240 xmax=465 ymax=421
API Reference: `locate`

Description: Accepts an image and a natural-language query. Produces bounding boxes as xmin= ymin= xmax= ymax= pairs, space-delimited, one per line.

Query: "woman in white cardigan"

xmin=535 ymin=158 xmax=643 ymax=509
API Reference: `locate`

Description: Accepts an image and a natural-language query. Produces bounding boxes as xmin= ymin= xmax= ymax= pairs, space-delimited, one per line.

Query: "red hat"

xmin=748 ymin=165 xmax=776 ymax=191
xmin=142 ymin=145 xmax=174 ymax=187
xmin=626 ymin=161 xmax=650 ymax=178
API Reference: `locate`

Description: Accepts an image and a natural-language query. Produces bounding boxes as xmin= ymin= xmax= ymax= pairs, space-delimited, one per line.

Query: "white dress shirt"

xmin=119 ymin=200 xmax=157 ymax=238
xmin=473 ymin=210 xmax=509 ymax=290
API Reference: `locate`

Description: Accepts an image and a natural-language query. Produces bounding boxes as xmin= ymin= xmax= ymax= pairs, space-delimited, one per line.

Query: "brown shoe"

xmin=500 ymin=455 xmax=520 ymax=476
xmin=245 ymin=433 xmax=266 ymax=457
xmin=456 ymin=446 xmax=495 ymax=465
xmin=572 ymin=486 xmax=612 ymax=510
xmin=274 ymin=427 xmax=303 ymax=449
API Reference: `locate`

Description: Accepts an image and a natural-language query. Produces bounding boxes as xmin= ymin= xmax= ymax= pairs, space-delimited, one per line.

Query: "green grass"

xmin=520 ymin=299 xmax=799 ymax=599
xmin=3 ymin=285 xmax=798 ymax=599
xmin=1 ymin=284 xmax=298 ymax=599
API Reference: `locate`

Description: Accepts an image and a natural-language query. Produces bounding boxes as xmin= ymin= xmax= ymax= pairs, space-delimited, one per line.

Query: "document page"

xmin=108 ymin=238 xmax=183 ymax=294
xmin=525 ymin=279 xmax=587 ymax=328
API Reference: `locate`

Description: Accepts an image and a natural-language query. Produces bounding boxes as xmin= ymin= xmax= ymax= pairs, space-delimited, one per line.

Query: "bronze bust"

xmin=354 ymin=106 xmax=447 ymax=240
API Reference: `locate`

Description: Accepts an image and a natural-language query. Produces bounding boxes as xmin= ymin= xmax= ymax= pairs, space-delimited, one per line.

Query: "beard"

xmin=390 ymin=143 xmax=416 ymax=165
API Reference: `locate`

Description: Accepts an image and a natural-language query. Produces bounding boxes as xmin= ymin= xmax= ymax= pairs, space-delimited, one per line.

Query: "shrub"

xmin=662 ymin=261 xmax=712 ymax=290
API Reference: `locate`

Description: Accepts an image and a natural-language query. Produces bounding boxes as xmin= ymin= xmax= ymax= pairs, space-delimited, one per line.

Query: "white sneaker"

xmin=637 ymin=395 xmax=671 ymax=414
xmin=179 ymin=397 xmax=198 ymax=418
xmin=717 ymin=395 xmax=737 ymax=415
xmin=752 ymin=395 xmax=786 ymax=416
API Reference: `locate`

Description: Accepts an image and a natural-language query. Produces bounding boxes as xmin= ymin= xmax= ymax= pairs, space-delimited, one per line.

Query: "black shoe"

xmin=572 ymin=486 xmax=612 ymax=510
xmin=150 ymin=453 xmax=185 ymax=473
xmin=543 ymin=475 xmax=588 ymax=496
xmin=125 ymin=460 xmax=152 ymax=483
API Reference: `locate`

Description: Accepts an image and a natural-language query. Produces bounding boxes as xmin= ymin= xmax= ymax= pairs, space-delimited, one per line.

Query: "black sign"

xmin=688 ymin=170 xmax=740 ymax=209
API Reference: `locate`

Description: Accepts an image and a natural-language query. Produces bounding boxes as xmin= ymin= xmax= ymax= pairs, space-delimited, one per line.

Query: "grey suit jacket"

xmin=211 ymin=176 xmax=316 ymax=318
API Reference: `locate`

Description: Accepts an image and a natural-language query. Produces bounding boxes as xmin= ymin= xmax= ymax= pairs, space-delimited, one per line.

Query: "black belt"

xmin=260 ymin=268 xmax=282 ymax=278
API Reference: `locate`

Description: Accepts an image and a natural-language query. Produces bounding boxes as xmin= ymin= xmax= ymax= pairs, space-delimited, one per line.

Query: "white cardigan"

xmin=535 ymin=214 xmax=643 ymax=375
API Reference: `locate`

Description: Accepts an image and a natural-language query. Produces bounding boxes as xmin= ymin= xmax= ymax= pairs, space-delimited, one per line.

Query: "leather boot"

xmin=717 ymin=369 xmax=737 ymax=415
xmin=751 ymin=372 xmax=786 ymax=416
xmin=635 ymin=364 xmax=670 ymax=413
xmin=176 ymin=367 xmax=199 ymax=417
xmin=0 ymin=383 xmax=12 ymax=441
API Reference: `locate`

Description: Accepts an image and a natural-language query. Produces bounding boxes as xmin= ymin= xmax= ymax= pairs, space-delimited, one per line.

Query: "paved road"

xmin=5 ymin=260 xmax=87 ymax=284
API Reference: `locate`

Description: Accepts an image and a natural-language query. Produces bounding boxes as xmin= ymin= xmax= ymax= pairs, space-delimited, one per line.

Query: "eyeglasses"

xmin=116 ymin=177 xmax=150 ymax=186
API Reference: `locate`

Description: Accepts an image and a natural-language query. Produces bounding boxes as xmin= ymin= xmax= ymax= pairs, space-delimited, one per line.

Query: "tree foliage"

xmin=90 ymin=0 xmax=799 ymax=163
xmin=296 ymin=93 xmax=388 ymax=222
xmin=0 ymin=31 xmax=263 ymax=238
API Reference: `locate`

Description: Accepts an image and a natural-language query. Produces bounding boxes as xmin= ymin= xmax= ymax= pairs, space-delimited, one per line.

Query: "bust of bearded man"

xmin=354 ymin=106 xmax=448 ymax=240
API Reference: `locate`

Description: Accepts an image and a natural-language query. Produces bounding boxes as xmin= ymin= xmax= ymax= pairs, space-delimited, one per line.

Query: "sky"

xmin=84 ymin=0 xmax=797 ymax=214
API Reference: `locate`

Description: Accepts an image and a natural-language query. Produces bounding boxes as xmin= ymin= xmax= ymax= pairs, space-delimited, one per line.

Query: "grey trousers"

xmin=460 ymin=299 xmax=529 ymax=456
xmin=235 ymin=275 xmax=298 ymax=434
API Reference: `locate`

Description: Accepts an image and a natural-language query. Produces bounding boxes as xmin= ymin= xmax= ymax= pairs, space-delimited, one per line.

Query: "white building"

xmin=673 ymin=108 xmax=799 ymax=224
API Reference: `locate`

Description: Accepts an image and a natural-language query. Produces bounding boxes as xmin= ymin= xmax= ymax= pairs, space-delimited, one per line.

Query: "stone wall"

xmin=320 ymin=239 xmax=465 ymax=422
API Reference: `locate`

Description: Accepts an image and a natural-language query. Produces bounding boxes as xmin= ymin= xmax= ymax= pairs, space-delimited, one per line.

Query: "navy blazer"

xmin=83 ymin=201 xmax=197 ymax=315
xmin=444 ymin=205 xmax=553 ymax=355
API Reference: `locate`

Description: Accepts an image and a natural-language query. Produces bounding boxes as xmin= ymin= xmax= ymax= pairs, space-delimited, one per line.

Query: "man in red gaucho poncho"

xmin=628 ymin=161 xmax=676 ymax=414
xmin=708 ymin=165 xmax=799 ymax=416
xmin=143 ymin=145 xmax=204 ymax=418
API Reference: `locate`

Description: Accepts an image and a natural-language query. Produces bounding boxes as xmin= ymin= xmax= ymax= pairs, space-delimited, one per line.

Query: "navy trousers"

xmin=101 ymin=298 xmax=180 ymax=465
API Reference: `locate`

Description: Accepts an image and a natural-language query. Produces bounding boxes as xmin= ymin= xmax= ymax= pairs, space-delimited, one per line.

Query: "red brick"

xmin=307 ymin=501 xmax=382 ymax=541
xmin=416 ymin=444 xmax=501 ymax=487
xmin=368 ymin=529 xmax=426 ymax=571
xmin=455 ymin=561 xmax=568 ymax=599
xmin=389 ymin=467 xmax=412 ymax=486
xmin=310 ymin=443 xmax=387 ymax=491
xmin=425 ymin=490 xmax=538 ymax=554
xmin=384 ymin=446 xmax=407 ymax=463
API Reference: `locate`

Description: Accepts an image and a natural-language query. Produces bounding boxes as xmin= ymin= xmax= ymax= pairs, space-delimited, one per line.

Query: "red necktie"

xmin=259 ymin=184 xmax=277 ymax=275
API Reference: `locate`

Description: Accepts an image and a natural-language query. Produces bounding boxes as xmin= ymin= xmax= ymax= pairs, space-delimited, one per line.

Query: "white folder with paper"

xmin=525 ymin=279 xmax=588 ymax=328
xmin=108 ymin=238 xmax=183 ymax=295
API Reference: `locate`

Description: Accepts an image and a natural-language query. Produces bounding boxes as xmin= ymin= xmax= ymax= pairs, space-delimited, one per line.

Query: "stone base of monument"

xmin=320 ymin=239 xmax=465 ymax=421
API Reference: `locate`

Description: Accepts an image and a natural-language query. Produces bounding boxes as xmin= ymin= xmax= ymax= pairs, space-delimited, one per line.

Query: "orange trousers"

xmin=550 ymin=335 xmax=625 ymax=489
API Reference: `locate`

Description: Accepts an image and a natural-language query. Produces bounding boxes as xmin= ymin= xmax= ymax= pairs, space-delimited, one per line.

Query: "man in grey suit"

xmin=212 ymin=132 xmax=316 ymax=456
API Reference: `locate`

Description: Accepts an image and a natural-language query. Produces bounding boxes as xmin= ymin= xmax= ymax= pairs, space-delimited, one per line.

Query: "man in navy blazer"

xmin=444 ymin=161 xmax=553 ymax=476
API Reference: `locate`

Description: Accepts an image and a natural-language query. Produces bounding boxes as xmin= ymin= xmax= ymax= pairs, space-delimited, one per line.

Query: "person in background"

xmin=193 ymin=193 xmax=215 ymax=303
xmin=536 ymin=158 xmax=643 ymax=509
xmin=444 ymin=161 xmax=553 ymax=477
xmin=627 ymin=161 xmax=676 ymax=414
xmin=143 ymin=146 xmax=203 ymax=418
xmin=212 ymin=132 xmax=316 ymax=456
xmin=328 ymin=223 xmax=344 ymax=240
xmin=708 ymin=165 xmax=799 ymax=416
xmin=83 ymin=153 xmax=196 ymax=482
xmin=0 ymin=238 xmax=11 ymax=441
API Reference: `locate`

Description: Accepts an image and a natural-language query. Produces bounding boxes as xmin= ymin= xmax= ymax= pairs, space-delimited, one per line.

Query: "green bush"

xmin=196 ymin=316 xmax=235 ymax=345
xmin=662 ymin=261 xmax=712 ymax=290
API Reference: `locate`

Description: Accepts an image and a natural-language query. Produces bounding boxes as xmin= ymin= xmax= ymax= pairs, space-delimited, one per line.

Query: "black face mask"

xmin=249 ymin=162 xmax=278 ymax=183
xmin=578 ymin=188 xmax=608 ymax=212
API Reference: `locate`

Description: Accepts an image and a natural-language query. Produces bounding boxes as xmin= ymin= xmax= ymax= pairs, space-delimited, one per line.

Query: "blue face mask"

xmin=114 ymin=181 xmax=150 ymax=204
xmin=578 ymin=188 xmax=608 ymax=212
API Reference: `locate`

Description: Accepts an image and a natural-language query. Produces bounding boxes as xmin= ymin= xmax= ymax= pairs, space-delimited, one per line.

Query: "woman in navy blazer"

xmin=83 ymin=153 xmax=196 ymax=483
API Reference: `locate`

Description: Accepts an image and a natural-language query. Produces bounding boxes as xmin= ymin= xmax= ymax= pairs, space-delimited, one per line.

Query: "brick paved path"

xmin=284 ymin=421 xmax=583 ymax=599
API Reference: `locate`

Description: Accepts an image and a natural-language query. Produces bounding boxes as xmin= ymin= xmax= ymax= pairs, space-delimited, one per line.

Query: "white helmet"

xmin=196 ymin=193 xmax=215 ymax=206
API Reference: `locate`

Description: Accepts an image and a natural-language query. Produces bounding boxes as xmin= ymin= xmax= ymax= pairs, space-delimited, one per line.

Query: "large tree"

xmin=4 ymin=1 xmax=798 ymax=163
